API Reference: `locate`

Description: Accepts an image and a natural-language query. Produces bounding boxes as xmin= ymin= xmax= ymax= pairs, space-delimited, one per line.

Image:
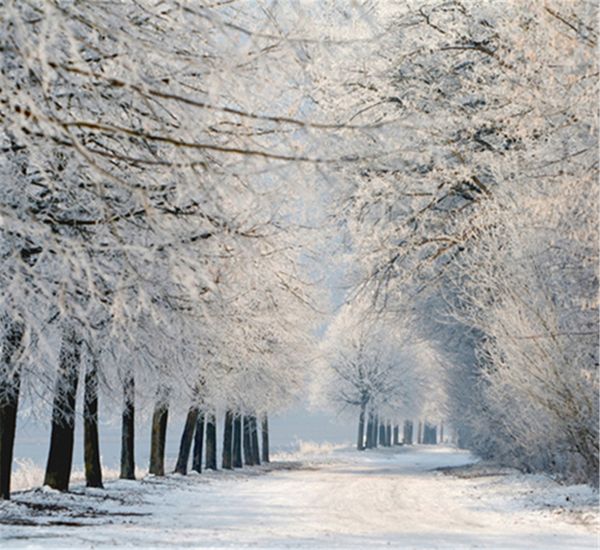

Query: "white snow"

xmin=1 ymin=445 xmax=597 ymax=549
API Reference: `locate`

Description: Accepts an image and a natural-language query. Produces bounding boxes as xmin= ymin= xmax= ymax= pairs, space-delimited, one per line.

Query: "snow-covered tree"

xmin=315 ymin=299 xmax=439 ymax=450
xmin=328 ymin=0 xmax=598 ymax=482
xmin=0 ymin=0 xmax=336 ymax=496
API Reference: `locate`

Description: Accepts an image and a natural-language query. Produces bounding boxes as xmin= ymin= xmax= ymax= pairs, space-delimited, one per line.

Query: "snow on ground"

xmin=0 ymin=445 xmax=597 ymax=549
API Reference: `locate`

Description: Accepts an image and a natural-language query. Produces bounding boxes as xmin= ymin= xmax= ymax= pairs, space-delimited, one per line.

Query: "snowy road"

xmin=1 ymin=445 xmax=597 ymax=549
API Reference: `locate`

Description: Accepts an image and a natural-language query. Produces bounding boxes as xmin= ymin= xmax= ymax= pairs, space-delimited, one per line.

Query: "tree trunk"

xmin=0 ymin=320 xmax=24 ymax=500
xmin=191 ymin=412 xmax=205 ymax=473
xmin=261 ymin=413 xmax=270 ymax=463
xmin=149 ymin=396 xmax=169 ymax=476
xmin=120 ymin=373 xmax=136 ymax=480
xmin=365 ymin=410 xmax=374 ymax=448
xmin=423 ymin=423 xmax=437 ymax=445
xmin=174 ymin=406 xmax=198 ymax=475
xmin=425 ymin=423 xmax=433 ymax=444
xmin=403 ymin=420 xmax=414 ymax=444
xmin=205 ymin=412 xmax=217 ymax=470
xmin=417 ymin=420 xmax=423 ymax=444
xmin=386 ymin=422 xmax=392 ymax=447
xmin=440 ymin=421 xmax=444 ymax=444
xmin=374 ymin=414 xmax=380 ymax=447
xmin=44 ymin=324 xmax=82 ymax=491
xmin=250 ymin=415 xmax=261 ymax=465
xmin=83 ymin=353 xmax=103 ymax=488
xmin=393 ymin=424 xmax=399 ymax=445
xmin=222 ymin=410 xmax=234 ymax=469
xmin=243 ymin=415 xmax=253 ymax=465
xmin=233 ymin=414 xmax=243 ymax=468
xmin=357 ymin=402 xmax=366 ymax=450
xmin=379 ymin=418 xmax=386 ymax=447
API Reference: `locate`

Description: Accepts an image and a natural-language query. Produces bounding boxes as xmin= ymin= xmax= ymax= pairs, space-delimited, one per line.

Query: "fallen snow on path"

xmin=0 ymin=445 xmax=597 ymax=549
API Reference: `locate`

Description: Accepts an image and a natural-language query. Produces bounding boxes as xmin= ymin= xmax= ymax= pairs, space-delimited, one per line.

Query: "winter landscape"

xmin=0 ymin=1 xmax=598 ymax=549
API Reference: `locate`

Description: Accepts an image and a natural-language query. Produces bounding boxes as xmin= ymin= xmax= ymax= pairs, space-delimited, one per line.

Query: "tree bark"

xmin=149 ymin=395 xmax=169 ymax=476
xmin=423 ymin=422 xmax=437 ymax=445
xmin=417 ymin=420 xmax=423 ymax=444
xmin=0 ymin=320 xmax=24 ymax=500
xmin=191 ymin=411 xmax=205 ymax=473
xmin=243 ymin=415 xmax=253 ymax=465
xmin=357 ymin=401 xmax=366 ymax=450
xmin=365 ymin=410 xmax=374 ymax=448
xmin=120 ymin=373 xmax=136 ymax=480
xmin=222 ymin=410 xmax=234 ymax=469
xmin=261 ymin=413 xmax=270 ymax=463
xmin=440 ymin=421 xmax=444 ymax=444
xmin=233 ymin=414 xmax=243 ymax=468
xmin=205 ymin=412 xmax=217 ymax=470
xmin=386 ymin=422 xmax=392 ymax=447
xmin=250 ymin=415 xmax=261 ymax=465
xmin=83 ymin=353 xmax=103 ymax=488
xmin=403 ymin=420 xmax=413 ymax=445
xmin=174 ymin=405 xmax=198 ymax=475
xmin=393 ymin=424 xmax=399 ymax=445
xmin=44 ymin=324 xmax=82 ymax=491
xmin=379 ymin=417 xmax=386 ymax=447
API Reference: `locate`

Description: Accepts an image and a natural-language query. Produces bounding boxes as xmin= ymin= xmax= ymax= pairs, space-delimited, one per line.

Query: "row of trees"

xmin=324 ymin=0 xmax=598 ymax=484
xmin=0 ymin=1 xmax=347 ymax=499
xmin=357 ymin=418 xmax=441 ymax=450
xmin=314 ymin=298 xmax=445 ymax=450
xmin=173 ymin=411 xmax=269 ymax=476
xmin=1 ymin=0 xmax=597 ymax=499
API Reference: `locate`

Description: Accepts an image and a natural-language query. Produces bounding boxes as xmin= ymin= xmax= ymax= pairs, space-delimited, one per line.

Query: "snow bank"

xmin=271 ymin=439 xmax=349 ymax=464
xmin=11 ymin=459 xmax=145 ymax=493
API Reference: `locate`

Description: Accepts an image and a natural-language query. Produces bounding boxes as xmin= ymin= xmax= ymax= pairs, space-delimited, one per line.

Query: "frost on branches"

xmin=0 ymin=0 xmax=597 ymax=506
xmin=314 ymin=298 xmax=444 ymax=450
xmin=0 ymin=1 xmax=332 ymax=498
xmin=330 ymin=0 xmax=598 ymax=484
